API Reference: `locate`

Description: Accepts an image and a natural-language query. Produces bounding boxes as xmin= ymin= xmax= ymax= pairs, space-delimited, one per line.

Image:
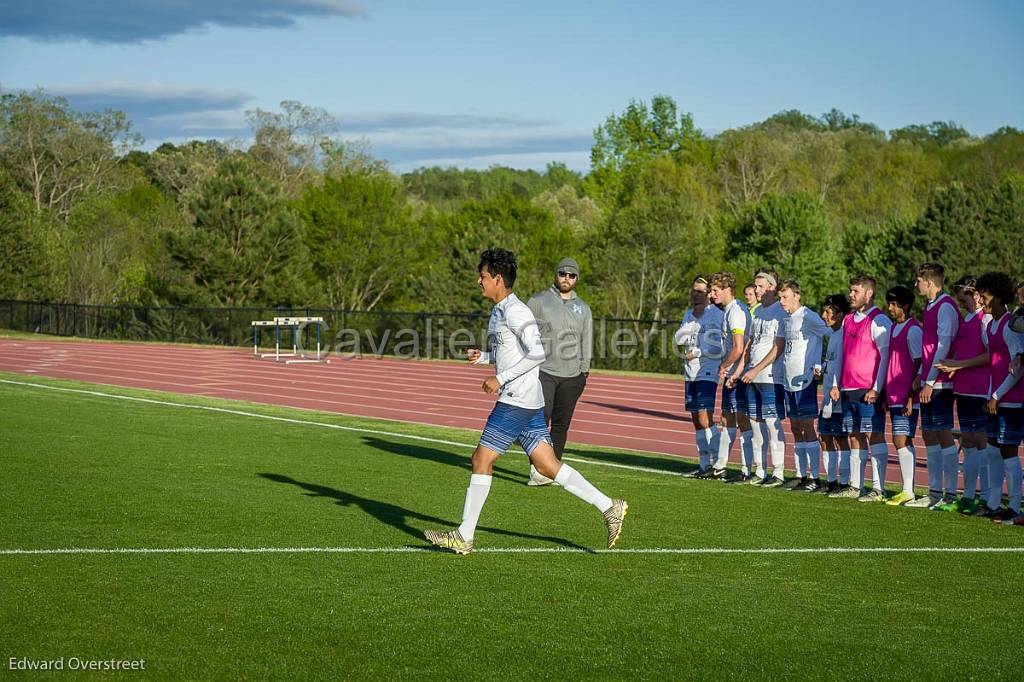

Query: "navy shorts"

xmin=818 ymin=412 xmax=847 ymax=437
xmin=479 ymin=403 xmax=552 ymax=456
xmin=987 ymin=407 xmax=1024 ymax=447
xmin=920 ymin=387 xmax=955 ymax=432
xmin=685 ymin=380 xmax=717 ymax=414
xmin=842 ymin=390 xmax=886 ymax=434
xmin=721 ymin=382 xmax=748 ymax=415
xmin=785 ymin=386 xmax=819 ymax=419
xmin=955 ymin=394 xmax=988 ymax=433
xmin=746 ymin=383 xmax=786 ymax=420
xmin=889 ymin=407 xmax=919 ymax=438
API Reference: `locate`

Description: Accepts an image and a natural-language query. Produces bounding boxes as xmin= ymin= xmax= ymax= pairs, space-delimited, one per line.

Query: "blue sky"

xmin=2 ymin=0 xmax=1022 ymax=173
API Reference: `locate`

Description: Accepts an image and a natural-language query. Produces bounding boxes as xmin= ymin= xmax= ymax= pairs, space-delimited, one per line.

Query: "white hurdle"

xmin=251 ymin=316 xmax=326 ymax=363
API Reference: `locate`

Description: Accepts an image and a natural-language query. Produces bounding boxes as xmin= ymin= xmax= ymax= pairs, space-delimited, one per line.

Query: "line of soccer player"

xmin=675 ymin=264 xmax=1024 ymax=524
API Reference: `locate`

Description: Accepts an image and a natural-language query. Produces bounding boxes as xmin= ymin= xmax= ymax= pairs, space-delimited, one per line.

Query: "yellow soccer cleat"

xmin=424 ymin=529 xmax=474 ymax=555
xmin=603 ymin=499 xmax=629 ymax=549
xmin=885 ymin=490 xmax=916 ymax=506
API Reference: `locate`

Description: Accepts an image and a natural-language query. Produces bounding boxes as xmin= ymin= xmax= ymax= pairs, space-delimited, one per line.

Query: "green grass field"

xmin=3 ymin=371 xmax=1024 ymax=680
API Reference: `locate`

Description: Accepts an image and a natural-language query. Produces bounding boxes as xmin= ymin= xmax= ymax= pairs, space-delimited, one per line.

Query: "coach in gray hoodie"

xmin=526 ymin=257 xmax=593 ymax=485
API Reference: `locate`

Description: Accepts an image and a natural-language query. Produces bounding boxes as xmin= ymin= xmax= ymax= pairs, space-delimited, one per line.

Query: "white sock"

xmin=555 ymin=463 xmax=613 ymax=512
xmin=749 ymin=424 xmax=764 ymax=477
xmin=942 ymin=445 xmax=960 ymax=498
xmin=978 ymin=445 xmax=990 ymax=499
xmin=850 ymin=448 xmax=863 ymax=490
xmin=961 ymin=446 xmax=979 ymax=500
xmin=766 ymin=417 xmax=786 ymax=477
xmin=741 ymin=429 xmax=754 ymax=476
xmin=986 ymin=446 xmax=1004 ymax=510
xmin=839 ymin=449 xmax=851 ymax=485
xmin=805 ymin=442 xmax=821 ymax=479
xmin=708 ymin=427 xmax=720 ymax=464
xmin=714 ymin=426 xmax=736 ymax=470
xmin=1005 ymin=457 xmax=1022 ymax=514
xmin=793 ymin=442 xmax=807 ymax=478
xmin=897 ymin=446 xmax=915 ymax=494
xmin=925 ymin=444 xmax=943 ymax=500
xmin=457 ymin=474 xmax=492 ymax=541
xmin=870 ymin=443 xmax=889 ymax=492
xmin=825 ymin=447 xmax=838 ymax=483
xmin=695 ymin=429 xmax=710 ymax=471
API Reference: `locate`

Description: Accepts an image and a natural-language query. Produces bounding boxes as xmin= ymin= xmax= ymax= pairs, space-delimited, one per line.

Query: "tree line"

xmin=1 ymin=91 xmax=1022 ymax=321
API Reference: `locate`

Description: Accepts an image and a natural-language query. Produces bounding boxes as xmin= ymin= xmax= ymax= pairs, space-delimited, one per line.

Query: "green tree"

xmin=163 ymin=157 xmax=308 ymax=306
xmin=297 ymin=170 xmax=416 ymax=310
xmin=890 ymin=121 xmax=971 ymax=147
xmin=724 ymin=193 xmax=844 ymax=305
xmin=587 ymin=95 xmax=710 ymax=208
xmin=0 ymin=170 xmax=50 ymax=299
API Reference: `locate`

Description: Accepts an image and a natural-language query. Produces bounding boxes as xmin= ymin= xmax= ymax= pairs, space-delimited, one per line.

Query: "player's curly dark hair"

xmin=823 ymin=293 xmax=851 ymax=316
xmin=977 ymin=271 xmax=1015 ymax=305
xmin=479 ymin=248 xmax=517 ymax=288
xmin=885 ymin=285 xmax=915 ymax=310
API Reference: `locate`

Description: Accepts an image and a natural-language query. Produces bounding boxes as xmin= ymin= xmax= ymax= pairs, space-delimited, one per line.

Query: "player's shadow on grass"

xmin=360 ymin=436 xmax=524 ymax=485
xmin=258 ymin=473 xmax=589 ymax=550
xmin=582 ymin=400 xmax=685 ymax=422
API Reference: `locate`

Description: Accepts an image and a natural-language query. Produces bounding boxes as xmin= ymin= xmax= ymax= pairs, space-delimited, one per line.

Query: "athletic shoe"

xmin=825 ymin=481 xmax=841 ymax=495
xmin=762 ymin=476 xmax=786 ymax=488
xmin=728 ymin=473 xmax=753 ymax=485
xmin=527 ymin=469 xmax=555 ymax=486
xmin=782 ymin=477 xmax=804 ymax=490
xmin=904 ymin=495 xmax=936 ymax=508
xmin=857 ymin=489 xmax=884 ymax=503
xmin=424 ymin=529 xmax=473 ymax=555
xmin=604 ymin=499 xmax=629 ymax=548
xmin=979 ymin=506 xmax=1003 ymax=519
xmin=706 ymin=468 xmax=728 ymax=481
xmin=1012 ymin=515 xmax=1024 ymax=526
xmin=749 ymin=474 xmax=767 ymax=486
xmin=803 ymin=479 xmax=822 ymax=493
xmin=928 ymin=497 xmax=949 ymax=511
xmin=885 ymin=490 xmax=916 ymax=506
xmin=959 ymin=498 xmax=983 ymax=515
xmin=968 ymin=502 xmax=994 ymax=517
xmin=830 ymin=486 xmax=861 ymax=499
xmin=992 ymin=508 xmax=1018 ymax=525
xmin=682 ymin=468 xmax=703 ymax=478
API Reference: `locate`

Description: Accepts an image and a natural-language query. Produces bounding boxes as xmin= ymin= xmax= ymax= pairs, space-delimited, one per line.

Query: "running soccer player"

xmin=976 ymin=272 xmax=1024 ymax=524
xmin=820 ymin=294 xmax=853 ymax=496
xmin=935 ymin=275 xmax=992 ymax=513
xmin=675 ymin=275 xmax=725 ymax=475
xmin=776 ymin=279 xmax=828 ymax=491
xmin=706 ymin=271 xmax=754 ymax=481
xmin=882 ymin=286 xmax=922 ymax=506
xmin=913 ymin=262 xmax=961 ymax=510
xmin=424 ymin=249 xmax=627 ymax=554
xmin=833 ymin=275 xmax=892 ymax=501
xmin=740 ymin=271 xmax=787 ymax=486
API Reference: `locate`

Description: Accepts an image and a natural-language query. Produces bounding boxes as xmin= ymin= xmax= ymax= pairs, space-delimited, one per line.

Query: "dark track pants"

xmin=539 ymin=370 xmax=587 ymax=459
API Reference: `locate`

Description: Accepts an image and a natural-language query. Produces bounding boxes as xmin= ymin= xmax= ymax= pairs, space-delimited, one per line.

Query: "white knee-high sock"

xmin=825 ymin=447 xmax=838 ymax=483
xmin=897 ymin=446 xmax=916 ymax=494
xmin=766 ymin=418 xmax=786 ymax=477
xmin=458 ymin=474 xmax=492 ymax=541
xmin=961 ymin=446 xmax=979 ymax=500
xmin=870 ymin=443 xmax=889 ymax=492
xmin=555 ymin=464 xmax=613 ymax=512
xmin=942 ymin=445 xmax=960 ymax=498
xmin=839 ymin=449 xmax=851 ymax=485
xmin=986 ymin=446 xmax=1004 ymax=510
xmin=978 ymin=445 xmax=990 ymax=499
xmin=849 ymin=448 xmax=863 ymax=490
xmin=714 ymin=426 xmax=735 ymax=470
xmin=925 ymin=444 xmax=943 ymax=499
xmin=695 ymin=429 xmax=710 ymax=471
xmin=1004 ymin=457 xmax=1022 ymax=514
xmin=805 ymin=441 xmax=821 ymax=479
xmin=749 ymin=424 xmax=765 ymax=477
xmin=741 ymin=429 xmax=755 ymax=476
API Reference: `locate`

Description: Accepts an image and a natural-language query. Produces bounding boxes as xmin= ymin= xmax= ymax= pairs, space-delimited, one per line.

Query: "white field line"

xmin=3 ymin=546 xmax=1024 ymax=556
xmin=0 ymin=378 xmax=686 ymax=477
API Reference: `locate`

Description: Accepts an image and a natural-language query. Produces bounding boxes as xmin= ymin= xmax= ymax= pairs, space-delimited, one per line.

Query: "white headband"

xmin=755 ymin=272 xmax=777 ymax=288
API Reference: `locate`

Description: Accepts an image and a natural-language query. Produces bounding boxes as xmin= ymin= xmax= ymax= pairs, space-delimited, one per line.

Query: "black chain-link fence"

xmin=0 ymin=300 xmax=687 ymax=374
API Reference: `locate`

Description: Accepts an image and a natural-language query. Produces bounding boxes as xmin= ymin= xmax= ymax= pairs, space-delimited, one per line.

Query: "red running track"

xmin=0 ymin=337 xmax=953 ymax=485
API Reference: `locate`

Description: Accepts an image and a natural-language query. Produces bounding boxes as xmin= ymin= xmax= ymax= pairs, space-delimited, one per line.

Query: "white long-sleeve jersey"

xmin=472 ymin=293 xmax=546 ymax=409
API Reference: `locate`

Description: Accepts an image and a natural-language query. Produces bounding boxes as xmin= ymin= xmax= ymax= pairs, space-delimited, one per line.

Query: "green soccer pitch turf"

xmin=3 ymin=372 xmax=1024 ymax=679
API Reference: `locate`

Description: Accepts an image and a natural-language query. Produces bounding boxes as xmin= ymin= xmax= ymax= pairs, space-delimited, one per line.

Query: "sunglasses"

xmin=557 ymin=271 xmax=578 ymax=280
